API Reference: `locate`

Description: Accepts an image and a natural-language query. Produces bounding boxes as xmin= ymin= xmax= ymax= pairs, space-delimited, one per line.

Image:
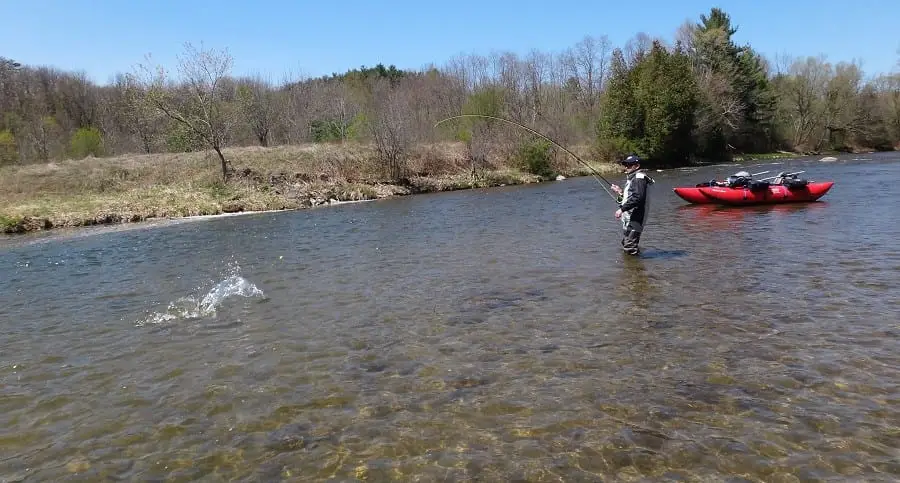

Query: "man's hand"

xmin=611 ymin=184 xmax=622 ymax=195
xmin=615 ymin=208 xmax=622 ymax=219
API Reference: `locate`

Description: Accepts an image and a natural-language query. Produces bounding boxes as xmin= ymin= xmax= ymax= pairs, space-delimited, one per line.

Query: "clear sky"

xmin=3 ymin=0 xmax=898 ymax=85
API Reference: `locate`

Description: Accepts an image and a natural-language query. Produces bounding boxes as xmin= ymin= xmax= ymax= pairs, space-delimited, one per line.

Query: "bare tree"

xmin=874 ymin=73 xmax=900 ymax=142
xmin=523 ymin=49 xmax=550 ymax=126
xmin=133 ymin=42 xmax=240 ymax=180
xmin=563 ymin=34 xmax=612 ymax=113
xmin=688 ymin=25 xmax=746 ymax=140
xmin=280 ymin=70 xmax=313 ymax=144
xmin=624 ymin=32 xmax=653 ymax=67
xmin=103 ymin=73 xmax=165 ymax=154
xmin=820 ymin=60 xmax=863 ymax=149
xmin=674 ymin=20 xmax=696 ymax=53
xmin=366 ymin=77 xmax=412 ymax=181
xmin=56 ymin=71 xmax=99 ymax=129
xmin=771 ymin=52 xmax=795 ymax=77
xmin=780 ymin=55 xmax=831 ymax=150
xmin=236 ymin=74 xmax=280 ymax=146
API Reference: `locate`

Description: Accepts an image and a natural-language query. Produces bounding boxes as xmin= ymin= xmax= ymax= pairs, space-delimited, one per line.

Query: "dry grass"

xmin=0 ymin=141 xmax=618 ymax=234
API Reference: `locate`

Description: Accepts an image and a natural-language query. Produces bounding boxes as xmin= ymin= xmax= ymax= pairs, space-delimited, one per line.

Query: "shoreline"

xmin=0 ymin=169 xmax=557 ymax=236
xmin=0 ymin=201 xmax=382 ymax=249
xmin=2 ymin=141 xmax=614 ymax=236
xmin=4 ymin=146 xmax=887 ymax=238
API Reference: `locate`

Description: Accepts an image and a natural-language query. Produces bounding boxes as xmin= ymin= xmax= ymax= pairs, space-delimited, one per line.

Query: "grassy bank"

xmin=0 ymin=142 xmax=619 ymax=234
xmin=730 ymin=151 xmax=800 ymax=162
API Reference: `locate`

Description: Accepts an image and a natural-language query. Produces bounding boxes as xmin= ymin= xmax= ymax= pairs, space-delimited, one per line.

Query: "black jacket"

xmin=619 ymin=170 xmax=653 ymax=227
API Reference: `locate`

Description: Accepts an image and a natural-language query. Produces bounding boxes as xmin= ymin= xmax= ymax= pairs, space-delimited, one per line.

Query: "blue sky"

xmin=3 ymin=0 xmax=898 ymax=85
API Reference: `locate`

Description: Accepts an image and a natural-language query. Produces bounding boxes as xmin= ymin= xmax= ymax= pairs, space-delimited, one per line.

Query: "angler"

xmin=612 ymin=155 xmax=654 ymax=256
xmin=433 ymin=115 xmax=654 ymax=254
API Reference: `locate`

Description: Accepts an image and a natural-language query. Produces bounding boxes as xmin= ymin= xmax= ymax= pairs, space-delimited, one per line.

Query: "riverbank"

xmin=1 ymin=142 xmax=618 ymax=235
xmin=730 ymin=151 xmax=799 ymax=162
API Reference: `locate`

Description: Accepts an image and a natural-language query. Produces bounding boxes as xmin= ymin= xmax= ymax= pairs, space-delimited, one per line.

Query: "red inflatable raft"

xmin=673 ymin=186 xmax=716 ymax=204
xmin=698 ymin=181 xmax=834 ymax=205
xmin=672 ymin=170 xmax=771 ymax=204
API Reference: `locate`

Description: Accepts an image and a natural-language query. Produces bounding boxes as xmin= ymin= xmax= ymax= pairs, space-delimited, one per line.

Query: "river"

xmin=1 ymin=152 xmax=898 ymax=481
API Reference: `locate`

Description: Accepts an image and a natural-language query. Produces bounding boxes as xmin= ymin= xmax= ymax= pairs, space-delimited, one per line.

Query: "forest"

xmin=2 ymin=8 xmax=899 ymax=175
xmin=1 ymin=8 xmax=899 ymax=234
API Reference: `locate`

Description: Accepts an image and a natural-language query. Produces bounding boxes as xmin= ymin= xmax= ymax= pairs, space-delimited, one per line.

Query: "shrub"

xmin=69 ymin=127 xmax=104 ymax=159
xmin=0 ymin=129 xmax=17 ymax=165
xmin=516 ymin=139 xmax=555 ymax=179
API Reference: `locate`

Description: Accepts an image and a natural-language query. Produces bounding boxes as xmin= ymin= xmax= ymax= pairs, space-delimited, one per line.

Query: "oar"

xmin=750 ymin=170 xmax=769 ymax=177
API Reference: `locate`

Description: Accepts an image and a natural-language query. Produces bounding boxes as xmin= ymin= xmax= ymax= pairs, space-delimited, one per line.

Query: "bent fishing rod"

xmin=433 ymin=114 xmax=620 ymax=202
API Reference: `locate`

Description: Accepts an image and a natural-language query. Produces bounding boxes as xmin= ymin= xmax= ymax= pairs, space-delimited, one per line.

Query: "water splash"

xmin=199 ymin=274 xmax=264 ymax=314
xmin=137 ymin=264 xmax=265 ymax=326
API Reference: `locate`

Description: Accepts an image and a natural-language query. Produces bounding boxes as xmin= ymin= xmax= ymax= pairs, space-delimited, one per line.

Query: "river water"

xmin=1 ymin=153 xmax=898 ymax=481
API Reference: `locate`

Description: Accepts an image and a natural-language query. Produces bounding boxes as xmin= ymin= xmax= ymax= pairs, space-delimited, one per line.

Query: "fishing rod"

xmin=757 ymin=171 xmax=805 ymax=182
xmin=432 ymin=114 xmax=620 ymax=202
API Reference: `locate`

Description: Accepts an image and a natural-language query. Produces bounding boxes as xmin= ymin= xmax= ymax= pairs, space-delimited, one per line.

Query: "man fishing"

xmin=611 ymin=154 xmax=654 ymax=256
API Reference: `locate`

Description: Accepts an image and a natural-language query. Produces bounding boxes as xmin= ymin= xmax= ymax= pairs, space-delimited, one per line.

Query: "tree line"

xmin=1 ymin=8 xmax=898 ymax=176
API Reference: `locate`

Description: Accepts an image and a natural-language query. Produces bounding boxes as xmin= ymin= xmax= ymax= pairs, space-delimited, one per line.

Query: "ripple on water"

xmin=2 ymin=157 xmax=900 ymax=481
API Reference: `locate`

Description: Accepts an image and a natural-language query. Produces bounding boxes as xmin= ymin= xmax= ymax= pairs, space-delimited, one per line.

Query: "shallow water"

xmin=2 ymin=153 xmax=899 ymax=481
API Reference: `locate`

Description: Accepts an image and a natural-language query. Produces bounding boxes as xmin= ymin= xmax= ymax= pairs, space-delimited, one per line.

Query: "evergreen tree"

xmin=597 ymin=42 xmax=699 ymax=167
xmin=691 ymin=8 xmax=777 ymax=155
xmin=596 ymin=48 xmax=641 ymax=159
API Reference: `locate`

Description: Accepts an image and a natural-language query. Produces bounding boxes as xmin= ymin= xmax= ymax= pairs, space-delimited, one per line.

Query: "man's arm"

xmin=619 ymin=175 xmax=647 ymax=211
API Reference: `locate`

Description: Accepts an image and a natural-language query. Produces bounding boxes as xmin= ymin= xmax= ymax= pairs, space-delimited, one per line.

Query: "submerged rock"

xmin=265 ymin=423 xmax=313 ymax=452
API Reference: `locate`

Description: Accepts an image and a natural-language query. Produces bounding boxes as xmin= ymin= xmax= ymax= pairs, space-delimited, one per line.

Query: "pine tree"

xmin=691 ymin=8 xmax=777 ymax=154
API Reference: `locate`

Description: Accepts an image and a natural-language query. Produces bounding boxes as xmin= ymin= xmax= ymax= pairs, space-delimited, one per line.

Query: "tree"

xmin=365 ymin=77 xmax=412 ymax=181
xmin=874 ymin=73 xmax=900 ymax=144
xmin=688 ymin=7 xmax=776 ymax=155
xmin=134 ymin=42 xmax=241 ymax=180
xmin=0 ymin=129 xmax=17 ymax=165
xmin=597 ymin=42 xmax=699 ymax=166
xmin=596 ymin=48 xmax=641 ymax=160
xmin=562 ymin=35 xmax=612 ymax=117
xmin=456 ymin=86 xmax=506 ymax=181
xmin=236 ymin=74 xmax=280 ymax=147
xmin=820 ymin=61 xmax=863 ymax=150
xmin=631 ymin=41 xmax=700 ymax=165
xmin=0 ymin=57 xmax=22 ymax=116
xmin=775 ymin=55 xmax=831 ymax=151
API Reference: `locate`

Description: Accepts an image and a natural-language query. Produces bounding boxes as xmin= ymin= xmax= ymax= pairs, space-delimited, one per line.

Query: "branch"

xmin=148 ymin=94 xmax=212 ymax=146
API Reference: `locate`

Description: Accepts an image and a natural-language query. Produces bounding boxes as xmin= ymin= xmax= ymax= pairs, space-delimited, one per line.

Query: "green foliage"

xmin=597 ymin=50 xmax=642 ymax=151
xmin=0 ymin=129 xmax=18 ymax=165
xmin=450 ymin=86 xmax=507 ymax=143
xmin=310 ymin=113 xmax=365 ymax=142
xmin=597 ymin=42 xmax=699 ymax=167
xmin=515 ymin=138 xmax=555 ymax=179
xmin=0 ymin=8 xmax=898 ymax=168
xmin=165 ymin=121 xmax=205 ymax=152
xmin=593 ymin=136 xmax=640 ymax=163
xmin=310 ymin=120 xmax=343 ymax=142
xmin=68 ymin=127 xmax=104 ymax=159
xmin=0 ymin=214 xmax=23 ymax=233
xmin=326 ymin=63 xmax=409 ymax=85
xmin=208 ymin=180 xmax=231 ymax=198
xmin=691 ymin=7 xmax=777 ymax=154
xmin=638 ymin=43 xmax=700 ymax=165
xmin=463 ymin=87 xmax=505 ymax=117
xmin=699 ymin=8 xmax=738 ymax=36
xmin=2 ymin=112 xmax=22 ymax=133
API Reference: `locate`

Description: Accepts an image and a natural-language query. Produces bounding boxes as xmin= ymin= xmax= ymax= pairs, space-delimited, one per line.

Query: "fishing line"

xmin=433 ymin=114 xmax=620 ymax=202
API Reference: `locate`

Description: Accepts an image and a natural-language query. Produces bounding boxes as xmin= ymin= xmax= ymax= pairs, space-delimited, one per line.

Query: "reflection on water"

xmin=1 ymin=153 xmax=899 ymax=481
xmin=676 ymin=201 xmax=831 ymax=232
